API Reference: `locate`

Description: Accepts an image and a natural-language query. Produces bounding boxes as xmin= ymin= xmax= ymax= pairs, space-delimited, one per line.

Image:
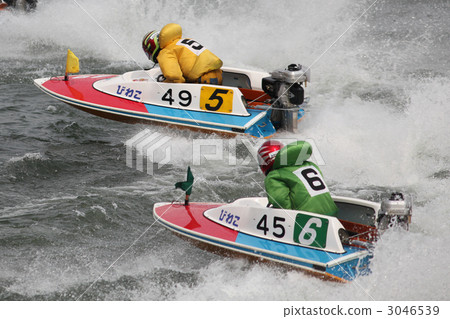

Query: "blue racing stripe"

xmin=144 ymin=103 xmax=261 ymax=127
xmin=235 ymin=232 xmax=363 ymax=264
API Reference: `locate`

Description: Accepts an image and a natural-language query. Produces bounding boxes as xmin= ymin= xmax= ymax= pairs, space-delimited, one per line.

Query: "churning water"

xmin=0 ymin=0 xmax=449 ymax=301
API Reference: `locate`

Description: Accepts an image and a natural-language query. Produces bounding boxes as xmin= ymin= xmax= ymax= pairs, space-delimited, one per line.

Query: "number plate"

xmin=293 ymin=214 xmax=328 ymax=248
xmin=204 ymin=204 xmax=340 ymax=252
xmin=200 ymin=87 xmax=233 ymax=113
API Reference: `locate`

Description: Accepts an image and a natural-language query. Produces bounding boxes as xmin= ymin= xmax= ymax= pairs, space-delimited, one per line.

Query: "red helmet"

xmin=142 ymin=30 xmax=161 ymax=63
xmin=257 ymin=140 xmax=284 ymax=175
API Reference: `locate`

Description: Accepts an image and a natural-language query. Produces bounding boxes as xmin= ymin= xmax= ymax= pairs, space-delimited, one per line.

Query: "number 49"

xmin=162 ymin=88 xmax=192 ymax=107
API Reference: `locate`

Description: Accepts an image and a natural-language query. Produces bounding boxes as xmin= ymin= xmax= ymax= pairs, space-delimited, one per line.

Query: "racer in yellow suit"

xmin=142 ymin=23 xmax=223 ymax=84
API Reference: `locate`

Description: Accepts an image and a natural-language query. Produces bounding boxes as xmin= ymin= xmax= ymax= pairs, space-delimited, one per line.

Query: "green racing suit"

xmin=264 ymin=141 xmax=337 ymax=216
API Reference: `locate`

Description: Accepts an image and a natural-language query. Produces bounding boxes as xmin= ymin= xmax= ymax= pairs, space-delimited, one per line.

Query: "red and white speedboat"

xmin=154 ymin=183 xmax=412 ymax=282
xmin=34 ymin=63 xmax=310 ymax=138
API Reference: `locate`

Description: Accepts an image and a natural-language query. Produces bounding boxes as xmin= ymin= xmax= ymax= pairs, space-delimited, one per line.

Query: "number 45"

xmin=256 ymin=214 xmax=286 ymax=238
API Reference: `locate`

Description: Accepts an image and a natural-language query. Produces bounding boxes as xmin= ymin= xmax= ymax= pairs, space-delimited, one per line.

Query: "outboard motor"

xmin=378 ymin=192 xmax=413 ymax=230
xmin=262 ymin=64 xmax=310 ymax=133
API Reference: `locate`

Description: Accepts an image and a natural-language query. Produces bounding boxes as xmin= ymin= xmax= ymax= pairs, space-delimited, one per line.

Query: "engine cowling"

xmin=262 ymin=64 xmax=310 ymax=132
xmin=378 ymin=192 xmax=413 ymax=230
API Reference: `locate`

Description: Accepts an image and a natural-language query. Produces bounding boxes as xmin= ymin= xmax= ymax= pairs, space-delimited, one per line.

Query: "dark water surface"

xmin=1 ymin=0 xmax=449 ymax=301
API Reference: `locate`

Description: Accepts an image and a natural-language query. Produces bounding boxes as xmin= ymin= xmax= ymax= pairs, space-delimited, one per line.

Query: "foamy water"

xmin=0 ymin=0 xmax=449 ymax=301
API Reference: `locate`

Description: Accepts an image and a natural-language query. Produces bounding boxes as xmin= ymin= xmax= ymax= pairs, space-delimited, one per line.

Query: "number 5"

xmin=200 ymin=87 xmax=233 ymax=113
xmin=206 ymin=89 xmax=229 ymax=111
xmin=273 ymin=217 xmax=285 ymax=238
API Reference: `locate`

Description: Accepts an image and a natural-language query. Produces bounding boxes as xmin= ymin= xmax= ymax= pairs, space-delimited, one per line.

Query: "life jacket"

xmin=265 ymin=141 xmax=338 ymax=216
xmin=157 ymin=23 xmax=223 ymax=83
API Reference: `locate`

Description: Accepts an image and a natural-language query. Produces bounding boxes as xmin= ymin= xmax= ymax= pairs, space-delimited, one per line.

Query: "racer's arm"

xmin=157 ymin=49 xmax=185 ymax=83
xmin=264 ymin=170 xmax=292 ymax=210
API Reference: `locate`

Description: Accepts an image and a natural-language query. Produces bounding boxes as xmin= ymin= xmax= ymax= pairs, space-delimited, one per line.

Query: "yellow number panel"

xmin=200 ymin=87 xmax=233 ymax=113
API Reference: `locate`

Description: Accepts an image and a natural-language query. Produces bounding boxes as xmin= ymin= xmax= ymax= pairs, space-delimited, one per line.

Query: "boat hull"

xmin=153 ymin=201 xmax=372 ymax=282
xmin=34 ymin=69 xmax=292 ymax=138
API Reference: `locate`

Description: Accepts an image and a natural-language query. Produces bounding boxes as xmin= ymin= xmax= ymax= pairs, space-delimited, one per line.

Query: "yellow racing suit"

xmin=157 ymin=23 xmax=223 ymax=84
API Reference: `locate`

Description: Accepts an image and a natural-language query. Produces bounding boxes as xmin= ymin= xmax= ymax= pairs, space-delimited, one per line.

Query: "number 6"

xmin=298 ymin=217 xmax=322 ymax=245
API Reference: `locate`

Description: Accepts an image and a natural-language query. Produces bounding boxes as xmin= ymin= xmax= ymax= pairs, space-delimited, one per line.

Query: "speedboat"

xmin=34 ymin=62 xmax=310 ymax=138
xmin=153 ymin=178 xmax=412 ymax=282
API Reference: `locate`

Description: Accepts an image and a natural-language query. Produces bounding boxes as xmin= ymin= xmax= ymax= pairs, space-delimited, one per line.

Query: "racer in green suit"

xmin=257 ymin=140 xmax=337 ymax=216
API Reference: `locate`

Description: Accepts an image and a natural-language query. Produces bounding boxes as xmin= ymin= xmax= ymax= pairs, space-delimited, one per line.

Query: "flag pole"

xmin=175 ymin=166 xmax=194 ymax=206
xmin=65 ymin=49 xmax=80 ymax=81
